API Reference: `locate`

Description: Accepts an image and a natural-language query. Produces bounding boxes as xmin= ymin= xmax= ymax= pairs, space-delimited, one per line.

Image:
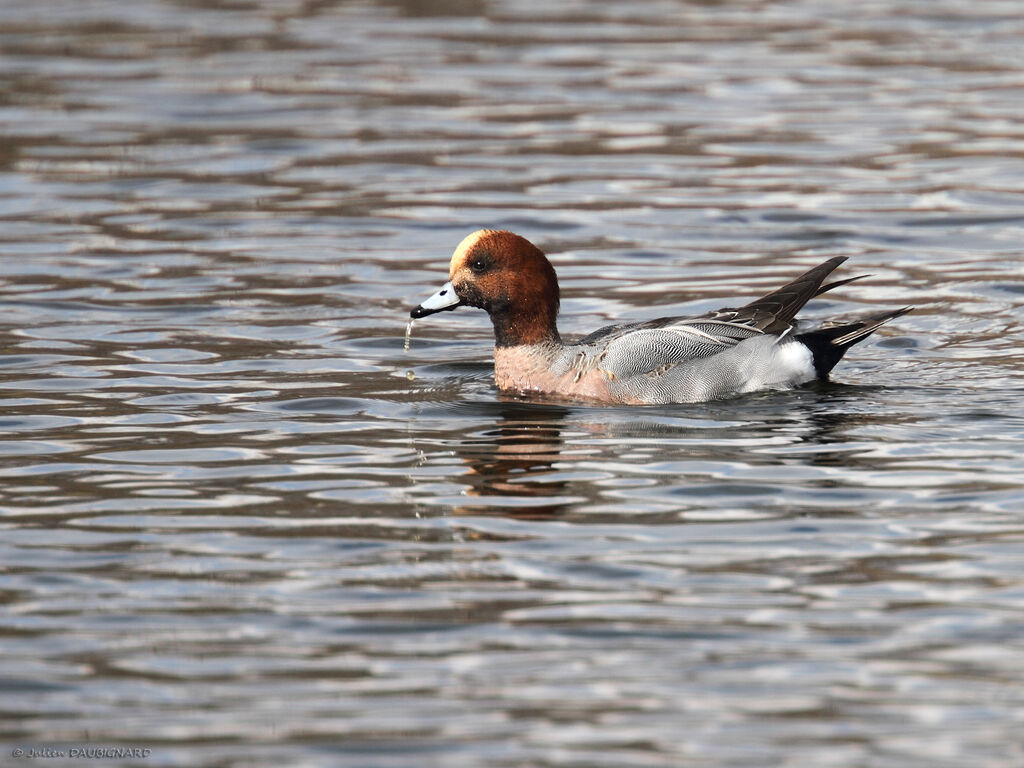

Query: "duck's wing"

xmin=575 ymin=257 xmax=851 ymax=379
xmin=702 ymin=256 xmax=850 ymax=334
xmin=583 ymin=317 xmax=761 ymax=380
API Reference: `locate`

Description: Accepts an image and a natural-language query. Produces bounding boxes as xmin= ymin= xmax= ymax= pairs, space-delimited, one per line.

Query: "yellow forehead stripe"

xmin=450 ymin=229 xmax=497 ymax=273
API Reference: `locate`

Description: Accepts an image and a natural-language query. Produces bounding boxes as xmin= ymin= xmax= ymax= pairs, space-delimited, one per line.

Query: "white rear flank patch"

xmin=739 ymin=339 xmax=815 ymax=393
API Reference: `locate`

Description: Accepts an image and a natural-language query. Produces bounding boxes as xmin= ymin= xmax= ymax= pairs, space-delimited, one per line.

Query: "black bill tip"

xmin=410 ymin=302 xmax=461 ymax=319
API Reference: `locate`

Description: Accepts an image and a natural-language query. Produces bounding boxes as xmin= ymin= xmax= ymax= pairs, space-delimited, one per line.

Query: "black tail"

xmin=797 ymin=307 xmax=913 ymax=379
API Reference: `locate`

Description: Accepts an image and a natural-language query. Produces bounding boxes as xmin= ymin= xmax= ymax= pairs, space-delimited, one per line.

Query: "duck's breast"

xmin=493 ymin=345 xmax=619 ymax=402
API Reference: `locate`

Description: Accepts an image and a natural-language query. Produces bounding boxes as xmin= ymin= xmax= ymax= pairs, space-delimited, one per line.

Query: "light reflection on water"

xmin=2 ymin=0 xmax=1024 ymax=766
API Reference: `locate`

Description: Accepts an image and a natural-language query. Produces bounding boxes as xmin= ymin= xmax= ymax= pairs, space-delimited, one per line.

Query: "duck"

xmin=410 ymin=230 xmax=911 ymax=404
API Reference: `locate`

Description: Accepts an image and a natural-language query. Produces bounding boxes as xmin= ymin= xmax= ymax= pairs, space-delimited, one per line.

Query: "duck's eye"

xmin=469 ymin=257 xmax=488 ymax=274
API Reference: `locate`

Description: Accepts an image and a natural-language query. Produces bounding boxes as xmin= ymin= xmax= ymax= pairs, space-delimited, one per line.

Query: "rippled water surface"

xmin=3 ymin=1 xmax=1024 ymax=766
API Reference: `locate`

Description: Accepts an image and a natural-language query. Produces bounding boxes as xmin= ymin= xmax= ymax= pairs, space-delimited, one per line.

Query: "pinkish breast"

xmin=493 ymin=346 xmax=619 ymax=403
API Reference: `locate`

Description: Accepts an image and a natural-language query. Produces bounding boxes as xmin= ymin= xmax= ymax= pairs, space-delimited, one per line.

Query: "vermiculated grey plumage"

xmin=538 ymin=256 xmax=910 ymax=403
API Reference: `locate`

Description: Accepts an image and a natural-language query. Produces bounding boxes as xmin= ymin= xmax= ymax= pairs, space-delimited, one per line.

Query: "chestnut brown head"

xmin=411 ymin=230 xmax=561 ymax=347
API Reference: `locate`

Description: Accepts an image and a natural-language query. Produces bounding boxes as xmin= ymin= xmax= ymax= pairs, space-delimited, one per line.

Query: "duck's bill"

xmin=410 ymin=281 xmax=463 ymax=318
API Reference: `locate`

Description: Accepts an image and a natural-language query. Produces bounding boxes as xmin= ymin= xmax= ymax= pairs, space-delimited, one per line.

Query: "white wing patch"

xmin=663 ymin=324 xmax=733 ymax=347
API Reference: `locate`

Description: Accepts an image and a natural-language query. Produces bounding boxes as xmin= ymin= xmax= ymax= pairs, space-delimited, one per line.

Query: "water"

xmin=2 ymin=0 xmax=1024 ymax=766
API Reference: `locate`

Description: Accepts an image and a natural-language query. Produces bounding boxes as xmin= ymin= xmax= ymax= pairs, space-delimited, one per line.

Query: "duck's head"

xmin=410 ymin=230 xmax=560 ymax=347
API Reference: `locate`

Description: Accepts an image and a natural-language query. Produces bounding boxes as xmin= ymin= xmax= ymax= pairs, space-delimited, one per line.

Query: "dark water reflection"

xmin=3 ymin=0 xmax=1024 ymax=766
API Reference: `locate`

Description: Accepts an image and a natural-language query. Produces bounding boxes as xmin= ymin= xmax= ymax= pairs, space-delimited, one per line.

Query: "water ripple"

xmin=2 ymin=0 xmax=1024 ymax=766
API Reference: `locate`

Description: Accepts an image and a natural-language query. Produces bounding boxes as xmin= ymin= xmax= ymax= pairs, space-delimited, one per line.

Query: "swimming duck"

xmin=410 ymin=230 xmax=910 ymax=404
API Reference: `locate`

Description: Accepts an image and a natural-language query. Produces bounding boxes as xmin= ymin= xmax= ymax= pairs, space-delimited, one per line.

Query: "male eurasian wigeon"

xmin=411 ymin=230 xmax=911 ymax=404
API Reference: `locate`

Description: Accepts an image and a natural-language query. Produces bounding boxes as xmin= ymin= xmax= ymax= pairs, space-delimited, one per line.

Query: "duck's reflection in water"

xmin=455 ymin=402 xmax=575 ymax=519
xmin=448 ymin=384 xmax=910 ymax=519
